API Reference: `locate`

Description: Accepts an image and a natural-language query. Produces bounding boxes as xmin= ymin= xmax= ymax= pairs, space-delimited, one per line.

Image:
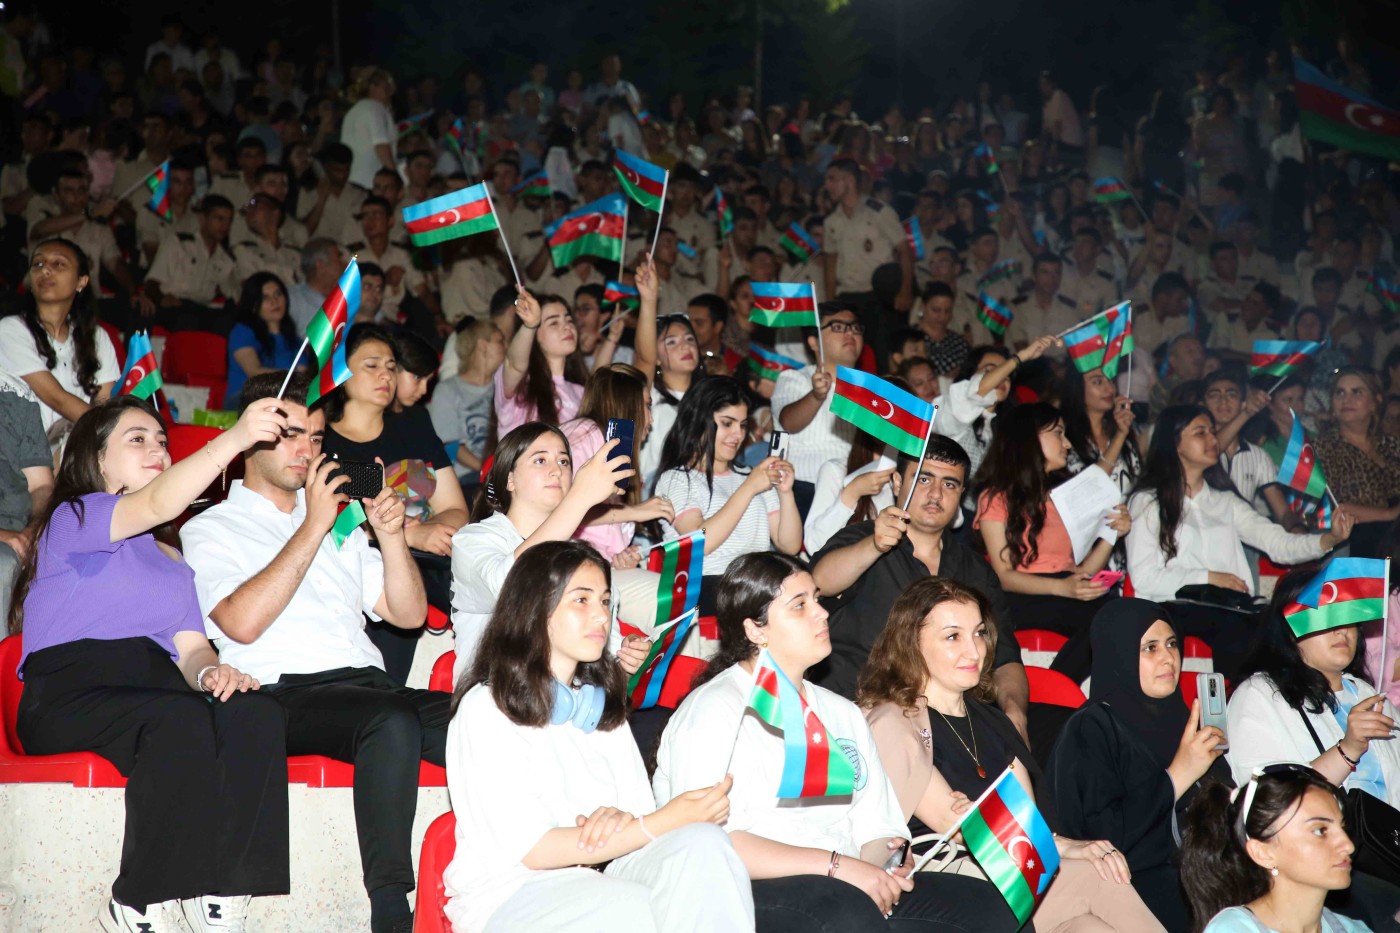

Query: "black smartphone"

xmin=604 ymin=418 xmax=635 ymax=492
xmin=769 ymin=430 xmax=790 ymax=462
xmin=1131 ymin=401 xmax=1149 ymax=425
xmin=328 ymin=456 xmax=385 ymax=499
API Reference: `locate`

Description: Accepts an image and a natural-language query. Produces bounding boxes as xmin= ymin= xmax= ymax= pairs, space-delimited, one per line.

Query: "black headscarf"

xmin=1088 ymin=598 xmax=1191 ymax=769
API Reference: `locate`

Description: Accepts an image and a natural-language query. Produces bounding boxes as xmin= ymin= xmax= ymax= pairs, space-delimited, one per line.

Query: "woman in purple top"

xmin=7 ymin=394 xmax=291 ymax=933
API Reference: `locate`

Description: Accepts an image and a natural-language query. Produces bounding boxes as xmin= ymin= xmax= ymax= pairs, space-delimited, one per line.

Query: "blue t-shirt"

xmin=1204 ymin=906 xmax=1370 ymax=932
xmin=225 ymin=324 xmax=301 ymax=410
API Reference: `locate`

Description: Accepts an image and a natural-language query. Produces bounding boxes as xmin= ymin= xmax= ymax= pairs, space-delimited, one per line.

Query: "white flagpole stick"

xmin=1055 ymin=304 xmax=1117 ymax=339
xmin=486 ymin=188 xmax=522 ymax=286
xmin=649 ymin=170 xmax=670 ymax=257
xmin=1382 ymin=558 xmax=1392 ymax=699
xmin=723 ymin=649 xmax=767 ymax=778
xmin=113 ymin=162 xmax=165 ymax=203
xmin=901 ymin=406 xmax=940 ymax=512
xmin=277 ymin=338 xmax=311 ymax=400
xmin=1324 ymin=484 xmax=1341 ymax=512
xmin=810 ymin=282 xmax=825 ymax=370
xmin=1266 ymin=372 xmax=1290 ymax=395
xmin=912 ymin=765 xmax=1014 ymax=872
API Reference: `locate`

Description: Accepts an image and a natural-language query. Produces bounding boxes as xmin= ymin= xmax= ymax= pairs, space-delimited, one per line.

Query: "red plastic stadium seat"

xmin=414 ymin=811 xmax=457 ymax=933
xmin=1015 ymin=629 xmax=1068 ymax=669
xmin=1026 ymin=666 xmax=1086 ymax=709
xmin=166 ymin=423 xmax=224 ymax=463
xmin=285 ymin=754 xmax=446 ymax=788
xmin=0 ymin=635 xmax=127 ymax=786
xmin=163 ymin=331 xmax=229 ymax=382
xmin=1181 ymin=636 xmax=1215 ymax=674
xmin=426 ymin=605 xmax=451 ymax=634
xmin=1183 ymin=636 xmax=1212 ymax=658
xmin=101 ymin=321 xmax=125 ymax=369
xmin=429 ymin=650 xmax=455 ymax=694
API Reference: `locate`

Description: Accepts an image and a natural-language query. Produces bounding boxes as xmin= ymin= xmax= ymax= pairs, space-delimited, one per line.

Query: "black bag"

xmin=1298 ymin=710 xmax=1400 ymax=886
xmin=1173 ymin=583 xmax=1261 ymax=614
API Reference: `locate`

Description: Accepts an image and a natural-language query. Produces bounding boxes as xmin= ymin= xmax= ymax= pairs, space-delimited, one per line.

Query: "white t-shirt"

xmin=803 ymin=453 xmax=897 ymax=554
xmin=428 ymin=376 xmax=494 ymax=479
xmin=341 ymin=98 xmax=396 ymax=190
xmin=653 ymin=664 xmax=908 ymax=855
xmin=449 ymin=511 xmax=524 ymax=680
xmin=0 ymin=316 xmax=120 ymax=431
xmin=654 ymin=468 xmax=779 ymax=576
xmin=181 ymin=481 xmax=386 ymax=684
xmin=640 ymin=383 xmax=684 ymax=487
xmin=444 ymin=683 xmax=656 ymax=933
xmin=771 ymin=366 xmax=857 ymax=484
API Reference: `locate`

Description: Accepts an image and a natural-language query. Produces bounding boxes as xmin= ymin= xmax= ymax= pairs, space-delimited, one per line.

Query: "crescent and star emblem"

xmin=1344 ymin=102 xmax=1392 ymax=131
xmin=440 ymin=208 xmax=462 ymax=226
xmin=868 ymin=398 xmax=894 ymax=419
xmin=1320 ymin=582 xmax=1339 ymax=605
xmin=125 ymin=363 xmax=146 ymax=387
xmin=1007 ymin=835 xmax=1033 ymax=866
xmin=623 ymin=167 xmax=640 ymax=185
xmin=758 ymin=297 xmax=785 ymax=312
xmin=673 ymin=570 xmax=689 ymax=591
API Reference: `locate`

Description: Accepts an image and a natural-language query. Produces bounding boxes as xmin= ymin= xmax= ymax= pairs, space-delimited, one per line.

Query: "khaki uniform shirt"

xmin=824 ymin=197 xmax=904 ymax=295
xmin=346 ymin=239 xmax=422 ymax=320
xmin=1060 ymin=263 xmax=1119 ymax=318
xmin=148 ymin=232 xmax=240 ymax=306
xmin=234 ymin=235 xmax=304 ymax=288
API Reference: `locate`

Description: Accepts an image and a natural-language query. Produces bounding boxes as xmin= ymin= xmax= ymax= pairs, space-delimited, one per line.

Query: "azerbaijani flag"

xmin=903 ymin=218 xmax=925 ymax=261
xmin=676 ymin=240 xmax=698 ymax=260
xmin=1278 ymin=412 xmax=1327 ymax=500
xmin=831 ymin=366 xmax=936 ymax=457
xmin=743 ymin=648 xmax=857 ymax=799
xmin=1092 ymin=177 xmax=1133 ymax=203
xmin=748 ymin=344 xmax=805 ymax=382
xmin=1368 ymin=272 xmax=1399 ymax=314
xmin=978 ymin=258 xmax=1022 ymax=288
xmin=305 ymin=259 xmax=360 ymax=408
xmin=1284 ymin=558 xmax=1389 ymax=638
xmin=510 ymin=169 xmax=551 ymax=198
xmin=443 ymin=118 xmax=468 ymax=158
xmin=403 ymin=183 xmax=499 ymax=247
xmin=395 ymin=110 xmax=434 ymax=138
xmin=977 ymin=291 xmax=1014 ymax=337
xmin=544 ymin=193 xmax=627 ymax=266
xmin=1294 ymin=58 xmax=1400 ymax=162
xmin=331 ymin=501 xmax=368 ymax=549
xmin=973 ymin=142 xmax=1001 ymax=175
xmin=603 ymin=280 xmax=640 ymax=309
xmin=961 ymin=767 xmax=1061 ymax=927
xmin=614 ymin=150 xmax=667 ymax=212
xmin=750 ymin=281 xmax=818 ymax=328
xmin=146 ymin=160 xmax=172 ymax=221
xmin=116 ymin=331 xmax=163 ymax=400
xmin=779 ymin=222 xmax=819 ymax=263
xmin=1063 ymin=301 xmax=1134 ymax=379
xmin=628 ymin=533 xmax=705 ymax=708
xmin=716 ymin=187 xmax=734 ymax=239
xmin=976 ymin=189 xmax=1001 ymax=218
xmin=1250 ymin=339 xmax=1324 ymax=377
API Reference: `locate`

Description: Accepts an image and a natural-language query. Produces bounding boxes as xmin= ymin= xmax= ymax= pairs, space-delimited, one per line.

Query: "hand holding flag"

xmin=628 ymin=533 xmax=704 ymax=709
xmin=117 ymin=331 xmax=164 ymax=401
xmin=282 ymin=258 xmax=360 ymax=406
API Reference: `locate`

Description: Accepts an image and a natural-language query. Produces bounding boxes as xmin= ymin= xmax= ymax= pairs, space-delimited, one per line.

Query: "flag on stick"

xmin=116 ymin=331 xmax=163 ymax=400
xmin=831 ymin=367 xmax=936 ymax=457
xmin=603 ymin=280 xmax=640 ymax=310
xmin=544 ymin=194 xmax=627 ymax=266
xmin=510 ymin=169 xmax=551 ymax=198
xmin=1277 ymin=413 xmax=1328 ymax=500
xmin=145 ymin=160 xmax=172 ymax=221
xmin=978 ymin=258 xmax=1022 ymax=288
xmin=1283 ymin=558 xmax=1389 ymax=638
xmin=748 ymin=345 xmax=805 ymax=382
xmin=741 ymin=648 xmax=857 ymax=798
xmin=403 ymin=183 xmax=499 ymax=247
xmin=331 ymin=501 xmax=368 ymax=549
xmin=1092 ymin=177 xmax=1133 ymax=203
xmin=749 ymin=282 xmax=818 ymax=328
xmin=779 ymin=222 xmax=820 ymax=263
xmin=960 ymin=767 xmax=1061 ymax=927
xmin=716 ymin=188 xmax=734 ymax=240
xmin=395 ymin=110 xmax=434 ymax=139
xmin=1061 ymin=301 xmax=1134 ymax=379
xmin=303 ymin=259 xmax=361 ymax=408
xmin=1294 ymin=58 xmax=1400 ymax=162
xmin=1367 ymin=273 xmax=1399 ymax=315
xmin=903 ymin=218 xmax=925 ymax=261
xmin=627 ymin=533 xmax=704 ymax=709
xmin=614 ymin=150 xmax=667 ymax=212
xmin=977 ymin=291 xmax=1014 ymax=337
xmin=973 ymin=142 xmax=1001 ymax=175
xmin=1250 ymin=340 xmax=1324 ymax=378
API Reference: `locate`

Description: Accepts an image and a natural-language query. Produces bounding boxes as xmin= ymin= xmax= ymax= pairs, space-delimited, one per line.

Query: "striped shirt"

xmin=1222 ymin=440 xmax=1277 ymax=516
xmin=771 ymin=365 xmax=857 ymax=484
xmin=656 ymin=468 xmax=779 ymax=576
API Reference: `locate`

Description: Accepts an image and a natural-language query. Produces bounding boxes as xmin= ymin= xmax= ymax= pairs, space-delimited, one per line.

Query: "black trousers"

xmin=262 ymin=666 xmax=451 ymax=894
xmin=1002 ymin=583 xmax=1114 ymax=686
xmin=752 ymin=872 xmax=1018 ymax=933
xmin=17 ymin=637 xmax=290 ymax=911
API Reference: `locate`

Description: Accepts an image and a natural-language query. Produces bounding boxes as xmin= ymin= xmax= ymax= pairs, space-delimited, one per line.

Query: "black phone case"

xmin=330 ymin=459 xmax=385 ymax=499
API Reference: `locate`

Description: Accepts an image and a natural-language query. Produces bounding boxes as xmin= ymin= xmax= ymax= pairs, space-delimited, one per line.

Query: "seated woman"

xmin=1060 ymin=363 xmax=1141 ymax=496
xmin=225 ymin=271 xmax=301 ymax=410
xmin=322 ymin=324 xmax=469 ymax=681
xmin=388 ymin=329 xmax=439 ymax=412
xmin=1047 ymin=599 xmax=1233 ymax=931
xmin=654 ymin=552 xmax=1017 ymax=932
xmin=449 ymin=421 xmax=634 ymax=681
xmin=975 ymin=402 xmax=1129 ymax=682
xmin=444 ymin=540 xmax=754 ymax=933
xmin=654 ymin=376 xmax=801 ymax=615
xmin=495 ymin=286 xmax=588 ymax=438
xmin=1126 ymin=405 xmax=1351 ymax=679
xmin=10 ymin=396 xmax=290 ymax=932
xmin=859 ymin=577 xmax=1163 ymax=932
xmin=0 ymin=238 xmax=118 ymax=443
xmin=428 ymin=318 xmax=504 ymax=486
xmin=1314 ymin=367 xmax=1400 ymax=558
xmin=1181 ymin=767 xmax=1369 ymax=933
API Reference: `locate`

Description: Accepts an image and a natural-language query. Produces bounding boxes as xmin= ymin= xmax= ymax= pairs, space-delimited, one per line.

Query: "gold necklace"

xmin=931 ymin=704 xmax=984 ymax=779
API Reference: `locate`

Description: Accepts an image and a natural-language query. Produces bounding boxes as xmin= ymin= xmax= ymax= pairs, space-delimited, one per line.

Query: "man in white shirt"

xmin=182 ymin=372 xmax=443 ymax=933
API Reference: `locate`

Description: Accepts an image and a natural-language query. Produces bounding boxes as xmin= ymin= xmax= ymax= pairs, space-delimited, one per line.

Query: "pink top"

xmin=492 ymin=365 xmax=585 ymax=438
xmin=560 ymin=418 xmax=633 ymax=560
xmin=1364 ymin=592 xmax=1400 ymax=707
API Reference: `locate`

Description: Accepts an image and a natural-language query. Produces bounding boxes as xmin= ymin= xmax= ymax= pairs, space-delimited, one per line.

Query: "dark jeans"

xmin=17 ymin=637 xmax=290 ymax=911
xmin=752 ymin=872 xmax=1018 ymax=933
xmin=263 ymin=666 xmax=451 ymax=894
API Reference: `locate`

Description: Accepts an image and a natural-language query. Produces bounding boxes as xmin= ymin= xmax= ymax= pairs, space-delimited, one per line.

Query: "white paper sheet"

xmin=1049 ymin=467 xmax=1124 ymax=564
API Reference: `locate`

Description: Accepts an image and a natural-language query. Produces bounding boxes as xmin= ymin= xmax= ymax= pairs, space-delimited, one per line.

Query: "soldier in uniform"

xmin=369 ymin=168 xmax=413 ymax=247
xmin=299 ymin=144 xmax=367 ymax=245
xmin=1208 ymin=281 xmax=1282 ymax=361
xmin=208 ymin=137 xmax=267 ymax=212
xmin=652 ymin=228 xmax=704 ymax=317
xmin=228 ymin=164 xmax=309 ymax=249
xmin=1126 ymin=226 xmax=1197 ymax=307
xmin=743 ymin=184 xmax=783 ymax=251
xmin=781 ymin=214 xmax=825 ymax=287
xmin=1231 ymin=211 xmax=1279 ymax=289
xmin=136 ymin=161 xmax=200 ymax=265
xmin=663 ymin=166 xmax=715 ymax=281
xmin=702 ymin=206 xmax=760 ymax=291
xmin=908 ymin=189 xmax=957 ymax=287
xmin=1059 ymin=227 xmax=1119 ymax=317
xmin=110 ymin=113 xmax=175 ymax=212
xmin=1300 ymin=234 xmax=1380 ymax=317
xmin=953 ymin=227 xmax=1019 ymax=339
xmin=1198 ymin=241 xmax=1250 ymax=318
xmin=345 ymin=196 xmax=432 ymax=325
xmin=1007 ymin=253 xmax=1081 ymax=349
xmin=485 ymin=159 xmax=546 ymax=281
xmin=144 ymin=195 xmax=241 ymax=332
xmin=233 ymin=195 xmax=303 ymax=287
xmin=822 ymin=157 xmax=912 ymax=309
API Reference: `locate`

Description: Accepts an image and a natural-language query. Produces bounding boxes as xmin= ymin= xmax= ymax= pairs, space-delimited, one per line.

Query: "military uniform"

xmin=1132 ymin=305 xmax=1187 ymax=359
xmin=147 ymin=232 xmax=240 ymax=306
xmin=1007 ymin=292 xmax=1081 ymax=349
xmin=656 ymin=271 xmax=704 ymax=318
xmin=229 ymin=212 xmax=309 ymax=251
xmin=1207 ymin=314 xmax=1280 ymax=357
xmin=441 ymin=256 xmax=509 ymax=325
xmin=912 ymin=225 xmax=957 ymax=287
xmin=1235 ymin=247 xmax=1279 ymax=289
xmin=111 ymin=151 xmax=166 ymax=209
xmin=234 ymin=235 xmax=303 ymax=287
xmin=27 ymin=215 xmax=120 ymax=294
xmin=1198 ymin=272 xmax=1251 ymax=316
xmin=208 ymin=172 xmax=254 ymax=211
xmin=1060 ymin=263 xmax=1119 ymax=318
xmin=136 ymin=204 xmax=200 ymax=260
xmin=549 ymin=264 xmax=608 ymax=307
xmin=495 ymin=199 xmax=543 ymax=276
xmin=346 ymin=239 xmax=423 ymax=322
xmin=295 ymin=184 xmax=367 ymax=245
xmin=824 ymin=197 xmax=905 ymax=295
xmin=954 ymin=261 xmax=1020 ymax=339
xmin=1300 ymin=267 xmax=1381 ymax=319
xmin=754 ymin=219 xmax=782 ymax=252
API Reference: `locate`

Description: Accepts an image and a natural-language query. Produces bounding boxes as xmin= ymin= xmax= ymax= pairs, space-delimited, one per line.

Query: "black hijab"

xmin=1088 ymin=598 xmax=1190 ymax=769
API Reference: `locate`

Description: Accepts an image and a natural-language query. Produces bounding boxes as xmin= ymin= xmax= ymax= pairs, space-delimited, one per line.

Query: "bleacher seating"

xmin=413 ymin=811 xmax=457 ymax=933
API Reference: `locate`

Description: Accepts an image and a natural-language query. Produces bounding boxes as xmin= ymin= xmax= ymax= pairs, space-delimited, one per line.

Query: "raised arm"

xmin=632 ymin=256 xmax=660 ymax=382
xmin=811 ymin=506 xmax=908 ymax=597
xmin=501 ymin=287 xmax=541 ymax=397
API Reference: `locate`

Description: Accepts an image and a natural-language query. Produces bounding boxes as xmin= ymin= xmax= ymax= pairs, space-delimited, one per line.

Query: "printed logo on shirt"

xmin=835 ymin=737 xmax=868 ymax=791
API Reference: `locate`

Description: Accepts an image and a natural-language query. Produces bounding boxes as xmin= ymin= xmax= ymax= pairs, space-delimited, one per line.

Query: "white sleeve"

xmin=147 ymin=238 xmax=179 ymax=285
xmin=1229 ymin=495 xmax=1328 ymax=566
xmin=1125 ymin=492 xmax=1208 ymax=600
xmin=371 ymin=103 xmax=394 ymax=146
xmin=1225 ymin=677 xmax=1333 ymax=785
xmin=770 ymin=368 xmax=811 ymax=424
xmin=181 ymin=515 xmax=260 ymax=638
xmin=354 ymin=531 xmax=386 ymax=620
xmin=932 ymin=379 xmax=996 ymax=456
xmin=652 ymin=692 xmax=737 ymax=807
xmin=0 ymin=317 xmax=47 ymax=377
xmin=803 ymin=460 xmax=855 ymax=553
xmin=655 ymin=469 xmax=704 ymax=525
xmin=94 ymin=327 xmax=120 ymax=385
xmin=450 ymin=523 xmax=517 ymax=616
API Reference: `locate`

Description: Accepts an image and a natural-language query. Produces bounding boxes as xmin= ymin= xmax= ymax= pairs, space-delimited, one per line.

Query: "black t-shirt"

xmin=810 ymin=521 xmax=1018 ymax=698
xmin=323 ymin=406 xmax=451 ymax=520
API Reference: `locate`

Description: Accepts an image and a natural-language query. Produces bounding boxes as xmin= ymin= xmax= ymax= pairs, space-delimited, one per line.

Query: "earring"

xmin=1270 ymin=868 xmax=1279 ymax=877
xmin=760 ymin=639 xmax=768 ymax=648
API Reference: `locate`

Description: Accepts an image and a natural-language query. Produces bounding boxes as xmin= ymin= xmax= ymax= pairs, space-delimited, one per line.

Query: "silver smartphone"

xmin=769 ymin=430 xmax=790 ymax=462
xmin=1197 ymin=672 xmax=1229 ymax=751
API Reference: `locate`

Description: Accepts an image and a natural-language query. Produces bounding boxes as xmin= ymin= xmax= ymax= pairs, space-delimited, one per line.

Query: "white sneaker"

xmin=180 ymin=895 xmax=251 ymax=932
xmin=98 ymin=899 xmax=177 ymax=933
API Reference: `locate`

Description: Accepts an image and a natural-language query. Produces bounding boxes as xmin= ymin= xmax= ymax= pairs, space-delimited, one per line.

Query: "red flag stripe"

xmin=801 ymin=705 xmax=831 ymax=796
xmin=753 ymin=296 xmax=817 ymax=313
xmin=1317 ymin=577 xmax=1387 ymax=604
xmin=404 ymin=197 xmax=494 ymax=236
xmin=833 ymin=379 xmax=932 ymax=437
xmin=619 ymin=164 xmax=665 ymax=197
xmin=980 ymin=789 xmax=1046 ymax=896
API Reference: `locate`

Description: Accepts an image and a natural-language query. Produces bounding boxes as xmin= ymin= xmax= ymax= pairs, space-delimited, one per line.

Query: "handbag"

xmin=1172 ymin=583 xmax=1261 ymax=614
xmin=1298 ymin=710 xmax=1400 ymax=886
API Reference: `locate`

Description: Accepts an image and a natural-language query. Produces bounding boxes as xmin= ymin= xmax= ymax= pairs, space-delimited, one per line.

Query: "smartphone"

xmin=769 ymin=430 xmax=790 ymax=462
xmin=328 ymin=456 xmax=384 ymax=499
xmin=604 ymin=418 xmax=635 ymax=492
xmin=1197 ymin=673 xmax=1230 ymax=750
xmin=882 ymin=839 xmax=911 ymax=874
xmin=1131 ymin=401 xmax=1150 ymax=425
xmin=1090 ymin=570 xmax=1124 ymax=589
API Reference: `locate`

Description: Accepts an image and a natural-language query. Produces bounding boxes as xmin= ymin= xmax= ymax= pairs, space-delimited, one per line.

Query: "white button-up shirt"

xmin=181 ymin=480 xmax=386 ymax=685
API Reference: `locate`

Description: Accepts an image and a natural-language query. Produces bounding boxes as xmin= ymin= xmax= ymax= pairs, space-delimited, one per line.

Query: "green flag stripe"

xmin=408 ymin=213 xmax=500 ymax=247
xmin=962 ymin=810 xmax=1036 ymax=925
xmin=653 ymin=544 xmax=679 ymax=627
xmin=618 ymin=175 xmax=663 ymax=211
xmin=747 ymin=682 xmax=781 ymax=728
xmin=1300 ymin=114 xmax=1400 ymax=162
xmin=306 ymin=311 xmax=337 ymax=367
xmin=331 ymin=501 xmax=367 ymax=549
xmin=625 ymin=632 xmax=670 ymax=694
xmin=1287 ymin=597 xmax=1387 ymax=637
xmin=551 ymin=233 xmax=623 ymax=266
xmin=829 ymin=394 xmax=926 ymax=457
xmin=130 ymin=370 xmax=164 ymax=400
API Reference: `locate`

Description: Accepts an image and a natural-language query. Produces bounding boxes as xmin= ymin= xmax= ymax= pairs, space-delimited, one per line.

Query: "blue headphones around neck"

xmin=550 ymin=680 xmax=604 ymax=733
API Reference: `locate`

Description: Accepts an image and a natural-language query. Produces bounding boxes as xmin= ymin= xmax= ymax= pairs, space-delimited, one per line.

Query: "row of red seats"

xmin=101 ymin=324 xmax=231 ymax=412
xmin=1015 ymin=629 xmax=1221 ymax=708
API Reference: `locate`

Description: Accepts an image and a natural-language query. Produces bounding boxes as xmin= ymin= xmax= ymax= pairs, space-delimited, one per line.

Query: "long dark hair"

xmin=654 ymin=314 xmax=701 ymax=406
xmin=975 ymin=402 xmax=1063 ymax=569
xmin=1244 ymin=373 xmax=1303 ymax=445
xmin=656 ymin=375 xmax=751 ymax=493
xmin=456 ymin=540 xmax=627 ymax=730
xmin=1131 ymin=404 xmax=1238 ymax=563
xmin=575 ymin=364 xmax=648 ymax=507
xmin=321 ymin=323 xmax=396 ymax=422
xmin=955 ymin=345 xmax=1016 ymax=438
xmin=469 ymin=421 xmax=571 ymax=522
xmin=1239 ymin=567 xmax=1369 ymax=715
xmin=233 ymin=271 xmax=298 ymax=358
xmin=693 ymin=551 xmax=810 ymax=690
xmin=21 ymin=238 xmax=103 ymax=399
xmin=8 ymin=397 xmax=164 ymax=635
xmin=1059 ymin=364 xmax=1139 ymax=483
xmin=1181 ymin=769 xmax=1346 ymax=933
xmin=515 ymin=294 xmax=589 ymax=425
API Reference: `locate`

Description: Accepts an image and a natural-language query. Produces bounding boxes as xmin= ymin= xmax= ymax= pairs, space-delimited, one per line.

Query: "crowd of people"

xmin=2 ymin=7 xmax=1400 ymax=933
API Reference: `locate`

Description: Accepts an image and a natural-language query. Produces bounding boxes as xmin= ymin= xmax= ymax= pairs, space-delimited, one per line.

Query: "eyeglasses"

xmin=822 ymin=320 xmax=865 ymax=335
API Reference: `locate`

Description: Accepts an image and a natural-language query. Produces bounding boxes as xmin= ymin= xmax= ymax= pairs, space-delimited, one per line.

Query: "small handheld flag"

xmin=301 ymin=259 xmax=361 ymax=407
xmin=749 ymin=281 xmax=819 ymax=329
xmin=145 ymin=160 xmax=172 ymax=222
xmin=403 ymin=183 xmax=499 ymax=248
xmin=1368 ymin=272 xmax=1400 ymax=315
xmin=331 ymin=501 xmax=368 ymax=549
xmin=1061 ymin=301 xmax=1134 ymax=379
xmin=742 ymin=648 xmax=857 ymax=798
xmin=715 ymin=188 xmax=735 ymax=240
xmin=614 ymin=150 xmax=668 ymax=213
xmin=747 ymin=345 xmax=805 ymax=382
xmin=510 ymin=169 xmax=551 ymax=198
xmin=978 ymin=258 xmax=1022 ymax=288
xmin=1092 ymin=177 xmax=1133 ymax=203
xmin=779 ymin=222 xmax=819 ymax=264
xmin=1283 ymin=557 xmax=1388 ymax=638
xmin=1250 ymin=340 xmax=1324 ymax=378
xmin=1277 ymin=413 xmax=1328 ymax=500
xmin=544 ymin=193 xmax=627 ymax=267
xmin=395 ymin=110 xmax=434 ymax=139
xmin=977 ymin=291 xmax=1014 ymax=338
xmin=117 ymin=331 xmax=163 ymax=401
xmin=959 ymin=767 xmax=1061 ymax=926
xmin=627 ymin=532 xmax=705 ymax=709
xmin=903 ymin=218 xmax=925 ymax=261
xmin=973 ymin=142 xmax=1001 ymax=175
xmin=831 ymin=366 xmax=936 ymax=458
xmin=603 ymin=280 xmax=640 ymax=310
